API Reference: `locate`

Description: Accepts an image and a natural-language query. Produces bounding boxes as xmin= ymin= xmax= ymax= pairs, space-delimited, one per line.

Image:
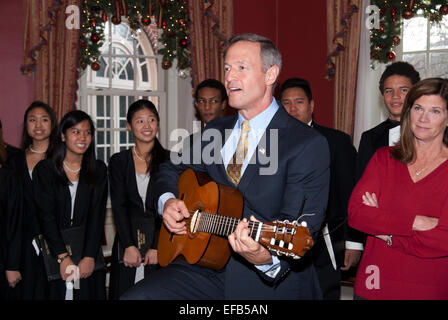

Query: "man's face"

xmin=195 ymin=87 xmax=226 ymax=123
xmin=224 ymin=41 xmax=273 ymax=117
xmin=382 ymin=75 xmax=413 ymax=121
xmin=281 ymin=87 xmax=314 ymax=124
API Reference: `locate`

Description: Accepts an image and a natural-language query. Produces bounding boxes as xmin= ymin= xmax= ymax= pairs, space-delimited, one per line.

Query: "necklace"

xmin=415 ymin=168 xmax=425 ymax=176
xmin=63 ymin=161 xmax=81 ymax=173
xmin=133 ymin=146 xmax=149 ymax=162
xmin=29 ymin=145 xmax=46 ymax=154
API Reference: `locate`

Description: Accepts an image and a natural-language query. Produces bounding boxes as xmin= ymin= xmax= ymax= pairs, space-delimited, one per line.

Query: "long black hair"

xmin=20 ymin=101 xmax=58 ymax=154
xmin=50 ymin=110 xmax=97 ymax=185
xmin=127 ymin=99 xmax=165 ymax=174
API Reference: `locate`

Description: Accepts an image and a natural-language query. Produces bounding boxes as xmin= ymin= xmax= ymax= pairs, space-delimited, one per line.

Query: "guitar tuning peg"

xmin=301 ymin=221 xmax=307 ymax=227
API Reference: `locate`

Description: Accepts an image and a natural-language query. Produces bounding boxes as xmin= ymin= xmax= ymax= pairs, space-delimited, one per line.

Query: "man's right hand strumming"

xmin=163 ymin=198 xmax=190 ymax=235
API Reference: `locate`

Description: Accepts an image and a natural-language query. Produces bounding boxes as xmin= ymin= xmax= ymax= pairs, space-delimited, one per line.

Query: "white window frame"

xmin=77 ymin=21 xmax=167 ymax=164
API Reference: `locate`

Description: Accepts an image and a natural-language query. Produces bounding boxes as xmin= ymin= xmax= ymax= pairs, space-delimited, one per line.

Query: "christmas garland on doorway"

xmin=80 ymin=0 xmax=190 ymax=71
xmin=370 ymin=0 xmax=448 ymax=65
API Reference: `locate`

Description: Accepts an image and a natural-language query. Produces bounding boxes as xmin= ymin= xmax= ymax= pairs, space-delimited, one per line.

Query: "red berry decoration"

xmin=180 ymin=39 xmax=188 ymax=48
xmin=90 ymin=33 xmax=100 ymax=43
xmin=393 ymin=35 xmax=400 ymax=46
xmin=141 ymin=16 xmax=151 ymax=26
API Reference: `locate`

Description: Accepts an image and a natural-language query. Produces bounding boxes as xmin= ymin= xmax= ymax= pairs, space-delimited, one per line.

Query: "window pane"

xmin=97 ymin=147 xmax=105 ymax=162
xmin=402 ymin=53 xmax=425 ymax=78
xmin=96 ymin=96 xmax=104 ymax=116
xmin=97 ymin=131 xmax=104 ymax=145
xmin=430 ymin=16 xmax=448 ymax=50
xmin=112 ymin=57 xmax=134 ymax=89
xmin=96 ymin=57 xmax=108 ymax=78
xmin=137 ymin=58 xmax=158 ymax=90
xmin=120 ymin=131 xmax=126 ymax=144
xmin=429 ymin=52 xmax=448 ymax=78
xmin=125 ymin=60 xmax=134 ymax=80
xmin=120 ymin=104 xmax=126 ymax=117
xmin=403 ymin=17 xmax=427 ymax=52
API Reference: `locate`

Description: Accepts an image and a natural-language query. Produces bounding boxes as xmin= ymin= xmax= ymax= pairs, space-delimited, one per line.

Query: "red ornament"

xmin=90 ymin=18 xmax=97 ymax=28
xmin=179 ymin=18 xmax=185 ymax=27
xmin=387 ymin=51 xmax=396 ymax=62
xmin=393 ymin=35 xmax=401 ymax=46
xmin=180 ymin=39 xmax=188 ymax=48
xmin=90 ymin=33 xmax=100 ymax=43
xmin=379 ymin=23 xmax=385 ymax=33
xmin=141 ymin=16 xmax=151 ymax=26
xmin=91 ymin=61 xmax=100 ymax=71
xmin=80 ymin=41 xmax=88 ymax=48
xmin=161 ymin=59 xmax=172 ymax=70
xmin=402 ymin=8 xmax=414 ymax=19
xmin=440 ymin=5 xmax=448 ymax=16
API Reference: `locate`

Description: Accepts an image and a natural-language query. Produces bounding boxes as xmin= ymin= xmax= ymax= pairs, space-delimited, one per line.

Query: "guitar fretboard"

xmin=194 ymin=211 xmax=261 ymax=240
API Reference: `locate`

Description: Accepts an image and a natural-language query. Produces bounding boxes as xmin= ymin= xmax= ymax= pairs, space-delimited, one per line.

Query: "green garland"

xmin=80 ymin=0 xmax=190 ymax=71
xmin=370 ymin=0 xmax=448 ymax=65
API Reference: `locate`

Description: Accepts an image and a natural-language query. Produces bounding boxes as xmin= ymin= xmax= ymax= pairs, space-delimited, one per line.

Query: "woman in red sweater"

xmin=349 ymin=78 xmax=448 ymax=300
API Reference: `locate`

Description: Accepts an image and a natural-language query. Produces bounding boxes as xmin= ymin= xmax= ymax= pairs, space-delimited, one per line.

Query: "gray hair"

xmin=226 ymin=33 xmax=282 ymax=74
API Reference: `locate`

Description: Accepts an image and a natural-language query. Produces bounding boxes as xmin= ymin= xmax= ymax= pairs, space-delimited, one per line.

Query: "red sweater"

xmin=349 ymin=147 xmax=448 ymax=300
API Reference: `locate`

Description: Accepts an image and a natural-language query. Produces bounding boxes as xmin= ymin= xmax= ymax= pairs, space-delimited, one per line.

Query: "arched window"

xmin=78 ymin=20 xmax=166 ymax=163
xmin=402 ymin=15 xmax=448 ymax=78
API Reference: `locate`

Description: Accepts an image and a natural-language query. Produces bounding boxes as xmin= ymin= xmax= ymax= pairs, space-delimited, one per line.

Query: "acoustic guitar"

xmin=157 ymin=169 xmax=314 ymax=270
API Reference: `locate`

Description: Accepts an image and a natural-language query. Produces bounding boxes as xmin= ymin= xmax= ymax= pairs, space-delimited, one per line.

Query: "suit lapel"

xmin=126 ymin=149 xmax=145 ymax=210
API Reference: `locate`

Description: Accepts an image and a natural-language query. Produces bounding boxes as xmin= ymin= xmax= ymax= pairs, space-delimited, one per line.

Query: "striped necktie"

xmin=226 ymin=120 xmax=250 ymax=186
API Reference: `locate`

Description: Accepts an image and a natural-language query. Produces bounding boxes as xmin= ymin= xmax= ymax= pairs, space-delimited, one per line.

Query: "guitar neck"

xmin=195 ymin=211 xmax=261 ymax=241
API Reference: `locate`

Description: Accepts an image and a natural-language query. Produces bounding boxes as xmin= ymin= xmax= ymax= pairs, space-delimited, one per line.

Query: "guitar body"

xmin=158 ymin=169 xmax=244 ymax=270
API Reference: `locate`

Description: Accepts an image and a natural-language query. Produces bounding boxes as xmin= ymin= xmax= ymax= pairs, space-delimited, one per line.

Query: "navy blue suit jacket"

xmin=156 ymin=106 xmax=330 ymax=299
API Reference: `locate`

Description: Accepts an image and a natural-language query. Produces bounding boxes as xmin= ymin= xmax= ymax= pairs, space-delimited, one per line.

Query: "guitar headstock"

xmin=258 ymin=219 xmax=313 ymax=259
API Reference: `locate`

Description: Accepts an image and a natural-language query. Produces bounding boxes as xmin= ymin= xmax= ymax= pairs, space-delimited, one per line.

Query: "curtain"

xmin=188 ymin=0 xmax=233 ymax=90
xmin=22 ymin=0 xmax=80 ymax=120
xmin=326 ymin=0 xmax=362 ymax=137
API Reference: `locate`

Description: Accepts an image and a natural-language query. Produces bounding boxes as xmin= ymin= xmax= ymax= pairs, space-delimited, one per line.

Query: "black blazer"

xmin=32 ymin=159 xmax=108 ymax=259
xmin=356 ymin=119 xmax=400 ymax=181
xmin=108 ymin=148 xmax=168 ymax=254
xmin=311 ymin=122 xmax=362 ymax=267
xmin=155 ymin=105 xmax=330 ymax=299
xmin=5 ymin=151 xmax=42 ymax=240
xmin=0 ymin=167 xmax=22 ymax=271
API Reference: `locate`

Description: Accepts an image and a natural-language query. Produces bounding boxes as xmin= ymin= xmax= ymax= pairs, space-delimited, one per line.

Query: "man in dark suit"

xmin=121 ymin=33 xmax=330 ymax=300
xmin=356 ymin=62 xmax=420 ymax=181
xmin=280 ymin=78 xmax=363 ymax=299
